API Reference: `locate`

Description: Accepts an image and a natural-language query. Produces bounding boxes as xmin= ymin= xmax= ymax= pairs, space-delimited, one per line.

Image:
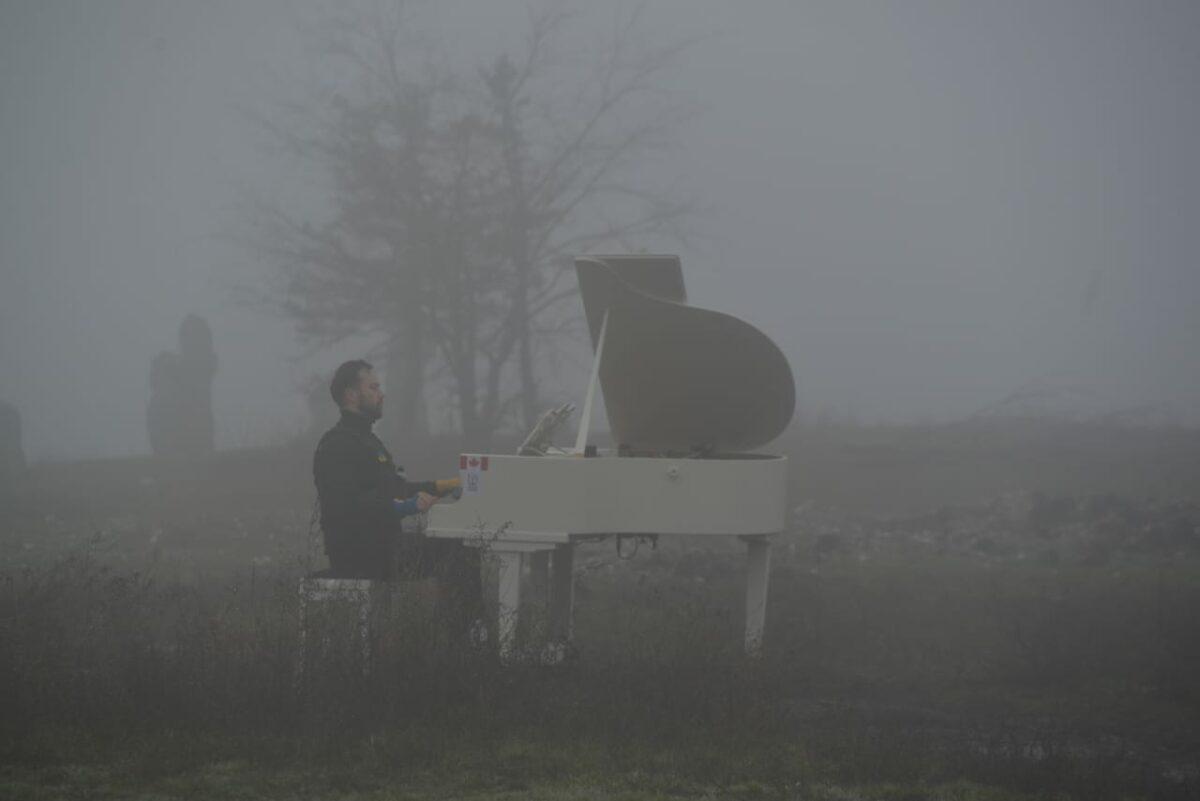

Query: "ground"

xmin=1 ymin=420 xmax=1197 ymax=800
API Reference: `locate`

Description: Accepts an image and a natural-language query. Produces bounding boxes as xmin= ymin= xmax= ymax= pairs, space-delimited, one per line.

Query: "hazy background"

xmin=2 ymin=0 xmax=1198 ymax=461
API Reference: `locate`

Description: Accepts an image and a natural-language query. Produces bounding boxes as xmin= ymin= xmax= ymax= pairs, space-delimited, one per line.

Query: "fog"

xmin=3 ymin=0 xmax=1199 ymax=461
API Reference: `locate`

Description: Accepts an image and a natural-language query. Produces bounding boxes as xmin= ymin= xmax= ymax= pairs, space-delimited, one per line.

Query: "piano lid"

xmin=575 ymin=255 xmax=795 ymax=453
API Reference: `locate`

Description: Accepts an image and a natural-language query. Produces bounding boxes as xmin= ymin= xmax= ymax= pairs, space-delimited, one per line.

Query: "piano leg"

xmin=529 ymin=551 xmax=550 ymax=616
xmin=743 ymin=536 xmax=771 ymax=656
xmin=549 ymin=543 xmax=575 ymax=646
xmin=495 ymin=550 xmax=523 ymax=662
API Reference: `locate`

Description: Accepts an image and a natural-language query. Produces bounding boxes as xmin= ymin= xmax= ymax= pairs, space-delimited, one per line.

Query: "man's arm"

xmin=397 ymin=473 xmax=461 ymax=499
xmin=314 ymin=434 xmax=397 ymax=530
xmin=393 ymin=493 xmax=439 ymax=516
xmin=316 ymin=435 xmax=442 ymax=526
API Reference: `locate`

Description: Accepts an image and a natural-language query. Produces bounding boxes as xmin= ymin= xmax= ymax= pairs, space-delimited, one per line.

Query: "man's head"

xmin=330 ymin=359 xmax=384 ymax=421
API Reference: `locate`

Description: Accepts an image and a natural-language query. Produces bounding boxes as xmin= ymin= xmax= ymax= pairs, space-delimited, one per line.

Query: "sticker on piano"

xmin=459 ymin=454 xmax=489 ymax=496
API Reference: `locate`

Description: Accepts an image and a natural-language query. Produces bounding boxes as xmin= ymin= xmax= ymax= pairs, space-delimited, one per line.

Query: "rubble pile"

xmin=792 ymin=491 xmax=1200 ymax=565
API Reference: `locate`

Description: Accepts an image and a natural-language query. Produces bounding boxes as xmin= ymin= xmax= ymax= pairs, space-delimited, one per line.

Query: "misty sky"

xmin=2 ymin=1 xmax=1199 ymax=460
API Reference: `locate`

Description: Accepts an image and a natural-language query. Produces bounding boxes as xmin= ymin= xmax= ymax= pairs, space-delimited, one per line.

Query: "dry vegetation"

xmin=1 ymin=420 xmax=1198 ymax=800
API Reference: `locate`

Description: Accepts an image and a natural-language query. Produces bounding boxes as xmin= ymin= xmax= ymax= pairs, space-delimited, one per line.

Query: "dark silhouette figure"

xmin=147 ymin=315 xmax=217 ymax=456
xmin=0 ymin=400 xmax=25 ymax=510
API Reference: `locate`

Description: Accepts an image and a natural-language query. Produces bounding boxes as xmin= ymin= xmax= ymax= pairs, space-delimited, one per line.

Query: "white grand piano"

xmin=426 ymin=255 xmax=795 ymax=659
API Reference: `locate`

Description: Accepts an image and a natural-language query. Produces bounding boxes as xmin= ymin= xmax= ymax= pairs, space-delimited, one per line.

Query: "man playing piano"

xmin=313 ymin=359 xmax=449 ymax=580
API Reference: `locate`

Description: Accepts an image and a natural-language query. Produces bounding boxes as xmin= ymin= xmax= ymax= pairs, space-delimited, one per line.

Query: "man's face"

xmin=348 ymin=368 xmax=384 ymax=421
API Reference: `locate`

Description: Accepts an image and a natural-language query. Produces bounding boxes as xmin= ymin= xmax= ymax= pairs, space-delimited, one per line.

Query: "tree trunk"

xmin=494 ymin=75 xmax=539 ymax=431
xmin=456 ymin=356 xmax=493 ymax=450
xmin=382 ymin=316 xmax=427 ymax=454
xmin=515 ymin=266 xmax=537 ymax=431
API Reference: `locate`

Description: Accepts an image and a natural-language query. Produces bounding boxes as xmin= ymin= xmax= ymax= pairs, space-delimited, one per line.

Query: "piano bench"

xmin=297 ymin=576 xmax=377 ymax=678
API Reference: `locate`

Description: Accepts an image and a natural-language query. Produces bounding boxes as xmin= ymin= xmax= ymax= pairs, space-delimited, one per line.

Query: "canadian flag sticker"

xmin=460 ymin=454 xmax=488 ymax=495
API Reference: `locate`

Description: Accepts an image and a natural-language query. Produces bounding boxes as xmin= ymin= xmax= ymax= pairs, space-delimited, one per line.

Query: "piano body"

xmin=426 ymin=255 xmax=795 ymax=659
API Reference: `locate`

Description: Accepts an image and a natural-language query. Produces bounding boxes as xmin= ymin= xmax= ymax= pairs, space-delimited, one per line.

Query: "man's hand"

xmin=415 ymin=491 xmax=439 ymax=513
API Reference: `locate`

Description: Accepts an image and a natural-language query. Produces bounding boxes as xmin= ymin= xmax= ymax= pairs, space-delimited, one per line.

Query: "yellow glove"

xmin=434 ymin=477 xmax=462 ymax=495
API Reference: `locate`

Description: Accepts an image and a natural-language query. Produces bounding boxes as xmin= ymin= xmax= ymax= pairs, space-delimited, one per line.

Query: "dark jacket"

xmin=313 ymin=409 xmax=405 ymax=579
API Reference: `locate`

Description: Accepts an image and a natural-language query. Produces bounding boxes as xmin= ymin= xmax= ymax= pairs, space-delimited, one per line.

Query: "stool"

xmin=297 ymin=576 xmax=376 ymax=680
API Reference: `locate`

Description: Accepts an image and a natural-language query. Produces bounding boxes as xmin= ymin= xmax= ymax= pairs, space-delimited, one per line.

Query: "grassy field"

xmin=1 ymin=420 xmax=1198 ymax=800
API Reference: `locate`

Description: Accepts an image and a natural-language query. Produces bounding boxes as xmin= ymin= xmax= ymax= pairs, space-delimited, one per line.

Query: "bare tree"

xmin=249 ymin=2 xmax=692 ymax=448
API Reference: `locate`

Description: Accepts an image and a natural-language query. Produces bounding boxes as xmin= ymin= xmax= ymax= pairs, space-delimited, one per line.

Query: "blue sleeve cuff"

xmin=393 ymin=497 xmax=420 ymax=517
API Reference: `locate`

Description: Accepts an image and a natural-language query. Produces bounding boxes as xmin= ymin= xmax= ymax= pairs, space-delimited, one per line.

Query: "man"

xmin=313 ymin=359 xmax=443 ymax=579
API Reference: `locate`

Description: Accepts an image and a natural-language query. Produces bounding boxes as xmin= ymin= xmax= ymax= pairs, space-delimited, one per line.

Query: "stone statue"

xmin=147 ymin=315 xmax=217 ymax=456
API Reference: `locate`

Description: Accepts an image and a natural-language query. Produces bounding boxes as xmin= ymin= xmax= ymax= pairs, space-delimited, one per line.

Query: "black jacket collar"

xmin=337 ymin=408 xmax=375 ymax=435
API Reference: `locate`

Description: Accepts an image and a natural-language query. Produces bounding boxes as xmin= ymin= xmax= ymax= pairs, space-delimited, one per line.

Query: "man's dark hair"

xmin=330 ymin=359 xmax=373 ymax=405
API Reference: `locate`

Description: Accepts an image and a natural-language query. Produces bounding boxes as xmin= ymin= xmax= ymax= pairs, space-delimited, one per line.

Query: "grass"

xmin=0 ymin=727 xmax=1129 ymax=800
xmin=0 ymin=758 xmax=1094 ymax=800
xmin=0 ymin=420 xmax=1198 ymax=799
